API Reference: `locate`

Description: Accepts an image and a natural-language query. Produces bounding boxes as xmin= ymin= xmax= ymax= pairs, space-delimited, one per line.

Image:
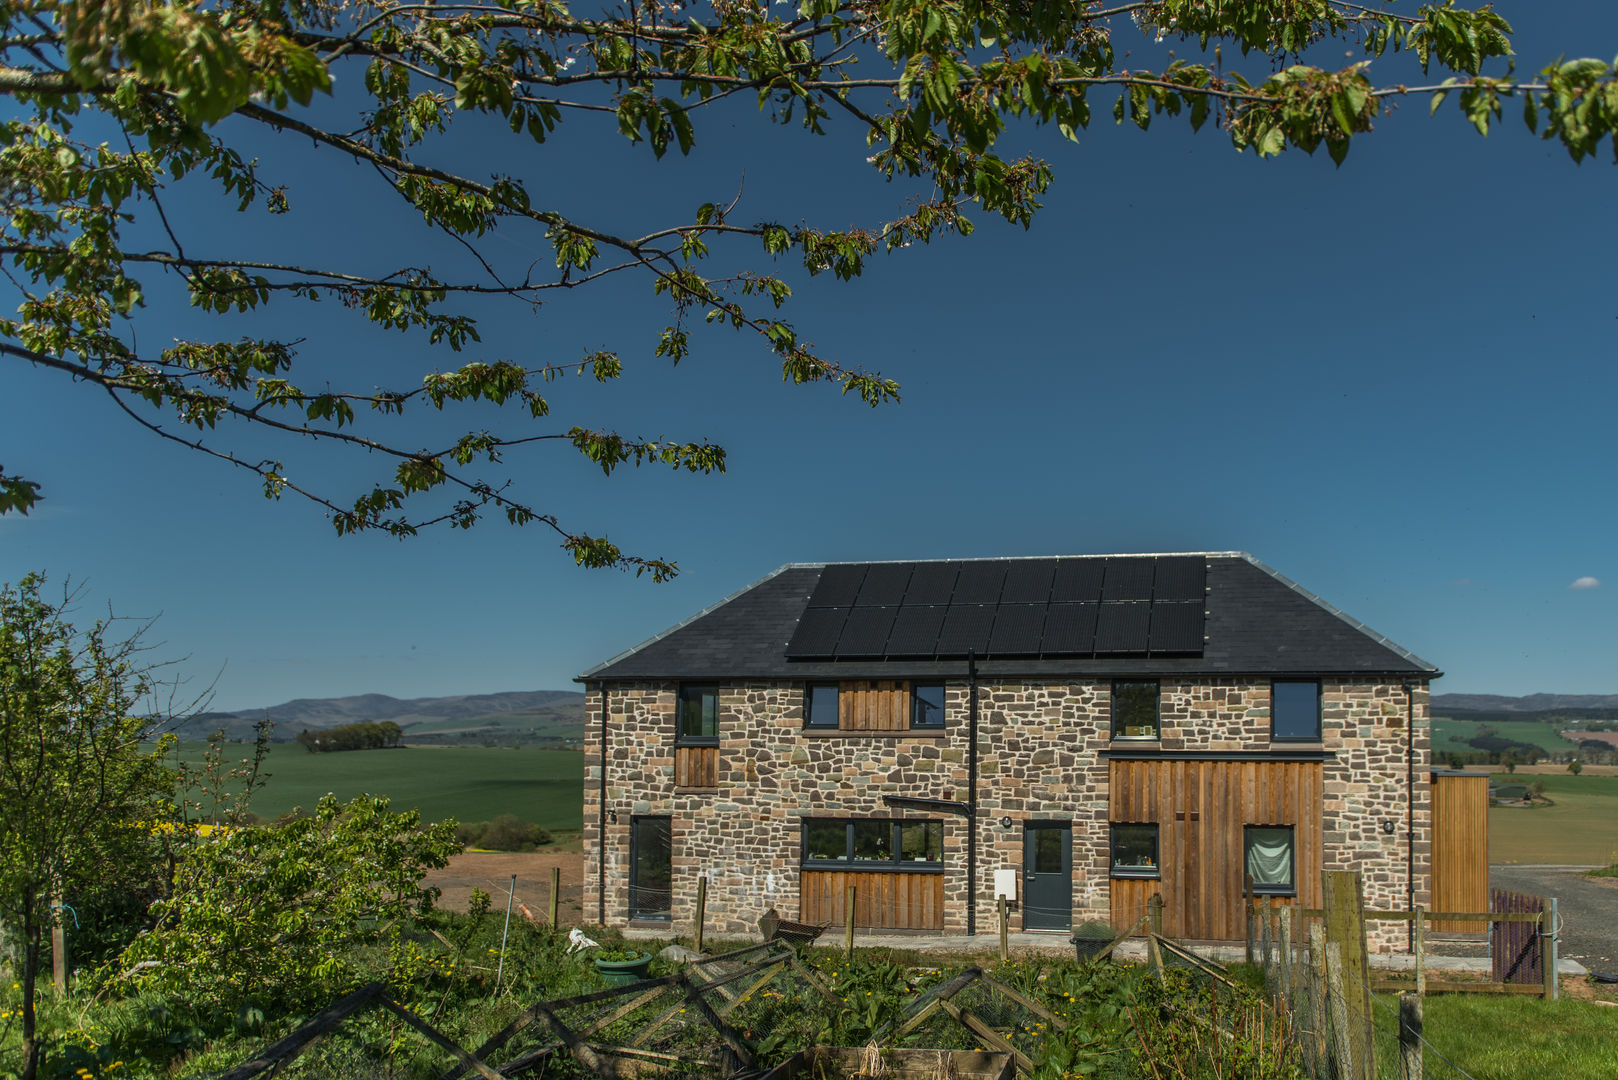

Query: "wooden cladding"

xmin=840 ymin=681 xmax=910 ymax=731
xmin=674 ymin=745 xmax=719 ymax=789
xmin=1108 ymin=759 xmax=1323 ymax=942
xmin=800 ymin=870 xmax=944 ymax=930
xmin=1432 ymin=773 xmax=1489 ymax=932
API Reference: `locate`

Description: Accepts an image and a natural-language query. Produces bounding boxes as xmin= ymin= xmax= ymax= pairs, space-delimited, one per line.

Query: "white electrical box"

xmin=993 ymin=867 xmax=1018 ymax=901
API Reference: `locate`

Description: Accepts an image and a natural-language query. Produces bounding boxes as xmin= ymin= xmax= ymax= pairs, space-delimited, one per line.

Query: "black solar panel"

xmin=1041 ymin=603 xmax=1097 ymax=655
xmin=1001 ymin=560 xmax=1056 ymax=604
xmin=836 ymin=606 xmax=897 ymax=657
xmin=808 ymin=564 xmax=866 ymax=608
xmin=1150 ymin=601 xmax=1204 ymax=653
xmin=1101 ymin=558 xmax=1155 ymax=602
xmin=988 ymin=604 xmax=1046 ymax=655
xmin=856 ymin=562 xmax=912 ymax=607
xmin=1051 ymin=560 xmax=1105 ymax=603
xmin=885 ymin=606 xmax=946 ymax=657
xmin=1094 ymin=601 xmax=1152 ymax=653
xmin=784 ymin=606 xmax=847 ymax=657
xmin=935 ymin=605 xmax=996 ymax=656
xmin=1152 ymin=557 xmax=1206 ymax=601
xmin=953 ymin=561 xmax=1008 ymax=605
xmin=905 ymin=562 xmax=959 ymax=606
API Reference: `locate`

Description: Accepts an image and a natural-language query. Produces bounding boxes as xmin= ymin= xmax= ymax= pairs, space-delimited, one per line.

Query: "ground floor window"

xmin=629 ymin=816 xmax=672 ymax=920
xmin=802 ymin=819 xmax=943 ymax=869
xmin=1110 ymin=823 xmax=1159 ymax=877
xmin=1245 ymin=825 xmax=1295 ymax=895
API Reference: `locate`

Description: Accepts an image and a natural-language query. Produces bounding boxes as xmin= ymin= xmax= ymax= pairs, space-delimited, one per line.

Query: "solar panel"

xmin=905 ymin=562 xmax=960 ymax=606
xmin=1094 ymin=601 xmax=1152 ymax=653
xmin=1152 ymin=557 xmax=1205 ymax=601
xmin=1101 ymin=558 xmax=1155 ymax=602
xmin=784 ymin=606 xmax=847 ymax=657
xmin=988 ymin=604 xmax=1046 ymax=655
xmin=885 ymin=606 xmax=946 ymax=657
xmin=1149 ymin=601 xmax=1205 ymax=653
xmin=952 ymin=561 xmax=1008 ymax=605
xmin=808 ymin=564 xmax=866 ymax=608
xmin=835 ymin=606 xmax=897 ymax=657
xmin=1001 ymin=560 xmax=1056 ymax=604
xmin=1040 ymin=603 xmax=1097 ymax=655
xmin=1050 ymin=559 xmax=1105 ymax=603
xmin=935 ymin=605 xmax=996 ymax=656
xmin=856 ymin=562 xmax=913 ymax=607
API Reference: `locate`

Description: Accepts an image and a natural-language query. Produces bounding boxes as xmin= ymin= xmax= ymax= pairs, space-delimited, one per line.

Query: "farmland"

xmin=163 ymin=741 xmax=585 ymax=831
xmin=1431 ymin=716 xmax=1585 ymax=758
xmin=1488 ymin=770 xmax=1618 ymax=865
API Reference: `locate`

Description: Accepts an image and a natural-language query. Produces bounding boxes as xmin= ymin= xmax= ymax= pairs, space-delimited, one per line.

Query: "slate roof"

xmin=578 ymin=553 xmax=1440 ymax=682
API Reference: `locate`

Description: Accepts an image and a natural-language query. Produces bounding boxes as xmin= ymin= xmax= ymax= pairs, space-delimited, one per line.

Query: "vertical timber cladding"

xmin=1109 ymin=759 xmax=1324 ymax=941
xmin=800 ymin=870 xmax=945 ymax=930
xmin=1431 ymin=772 xmax=1490 ymax=932
xmin=674 ymin=745 xmax=719 ymax=788
xmin=840 ymin=681 xmax=910 ymax=730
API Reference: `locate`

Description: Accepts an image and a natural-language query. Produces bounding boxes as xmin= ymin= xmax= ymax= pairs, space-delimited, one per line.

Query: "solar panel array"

xmin=784 ymin=556 xmax=1206 ymax=660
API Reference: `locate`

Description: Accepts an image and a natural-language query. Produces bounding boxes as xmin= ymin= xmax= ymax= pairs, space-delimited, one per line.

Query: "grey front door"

xmin=1023 ymin=823 xmax=1072 ymax=930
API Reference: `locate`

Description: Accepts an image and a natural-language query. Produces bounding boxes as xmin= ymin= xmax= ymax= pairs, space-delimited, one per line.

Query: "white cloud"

xmin=1568 ymin=576 xmax=1601 ymax=590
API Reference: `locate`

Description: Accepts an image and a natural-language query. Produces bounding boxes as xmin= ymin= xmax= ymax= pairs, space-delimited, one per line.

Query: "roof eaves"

xmin=575 ymin=562 xmax=823 ymax=680
xmin=1239 ymin=553 xmax=1441 ymax=675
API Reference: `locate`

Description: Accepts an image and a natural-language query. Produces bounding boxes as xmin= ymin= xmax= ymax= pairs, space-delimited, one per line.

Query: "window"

xmin=805 ymin=683 xmax=840 ymax=728
xmin=1110 ymin=823 xmax=1159 ymax=878
xmin=801 ymin=819 xmax=943 ymax=869
xmin=1112 ymin=680 xmax=1160 ymax=739
xmin=629 ymin=816 xmax=672 ymax=921
xmin=1271 ymin=680 xmax=1321 ymax=741
xmin=677 ymin=684 xmax=718 ymax=743
xmin=1245 ymin=826 xmax=1295 ymax=895
xmin=911 ymin=683 xmax=946 ymax=728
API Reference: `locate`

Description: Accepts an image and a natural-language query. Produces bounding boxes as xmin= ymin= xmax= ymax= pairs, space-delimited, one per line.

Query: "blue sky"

xmin=4 ymin=2 xmax=1616 ymax=711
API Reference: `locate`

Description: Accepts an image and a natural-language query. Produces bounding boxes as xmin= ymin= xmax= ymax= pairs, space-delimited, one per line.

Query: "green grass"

xmin=162 ymin=742 xmax=584 ymax=829
xmin=1432 ymin=717 xmax=1584 ymax=757
xmin=1490 ymin=778 xmax=1618 ymax=864
xmin=1374 ymin=993 xmax=1618 ymax=1080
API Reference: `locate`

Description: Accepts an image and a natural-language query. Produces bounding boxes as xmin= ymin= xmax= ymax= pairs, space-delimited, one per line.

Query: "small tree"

xmin=1569 ymin=759 xmax=1583 ymax=776
xmin=1503 ymin=752 xmax=1518 ymax=774
xmin=0 ymin=574 xmax=178 ymax=1080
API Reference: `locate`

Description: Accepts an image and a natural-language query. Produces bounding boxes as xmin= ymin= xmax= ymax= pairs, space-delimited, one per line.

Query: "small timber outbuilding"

xmin=579 ymin=552 xmax=1459 ymax=952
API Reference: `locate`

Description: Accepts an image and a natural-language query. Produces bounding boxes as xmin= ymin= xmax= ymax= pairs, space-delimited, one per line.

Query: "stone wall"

xmin=582 ymin=676 xmax=1431 ymax=951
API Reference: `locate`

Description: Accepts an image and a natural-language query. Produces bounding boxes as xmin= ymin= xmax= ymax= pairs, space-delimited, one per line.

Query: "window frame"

xmin=1111 ymin=680 xmax=1161 ymax=740
xmin=628 ymin=815 xmax=673 ymax=922
xmin=1270 ymin=680 xmax=1322 ymax=742
xmin=675 ymin=683 xmax=720 ymax=746
xmin=1244 ymin=824 xmax=1297 ymax=896
xmin=800 ymin=818 xmax=944 ymax=872
xmin=910 ymin=682 xmax=946 ymax=728
xmin=804 ymin=682 xmax=841 ymax=729
xmin=1109 ymin=822 xmax=1160 ymax=879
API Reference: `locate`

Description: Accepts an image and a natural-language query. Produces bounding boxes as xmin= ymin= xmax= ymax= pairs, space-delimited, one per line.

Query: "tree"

xmin=1502 ymin=752 xmax=1517 ymax=773
xmin=3 ymin=0 xmax=1616 ymax=576
xmin=0 ymin=574 xmax=177 ymax=1080
xmin=1568 ymin=758 xmax=1583 ymax=776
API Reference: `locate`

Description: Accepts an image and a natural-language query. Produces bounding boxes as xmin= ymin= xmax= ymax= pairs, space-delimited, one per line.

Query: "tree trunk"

xmin=20 ymin=899 xmax=41 ymax=1080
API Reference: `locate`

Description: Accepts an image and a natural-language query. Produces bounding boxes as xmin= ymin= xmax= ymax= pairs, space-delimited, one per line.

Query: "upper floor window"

xmin=1112 ymin=680 xmax=1160 ymax=739
xmin=677 ymin=683 xmax=719 ymax=744
xmin=805 ymin=683 xmax=840 ymax=728
xmin=911 ymin=683 xmax=946 ymax=728
xmin=1271 ymin=680 xmax=1321 ymax=741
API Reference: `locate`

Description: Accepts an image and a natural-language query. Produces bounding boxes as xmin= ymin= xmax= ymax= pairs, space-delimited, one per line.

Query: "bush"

xmin=456 ymin=821 xmax=487 ymax=848
xmin=478 ymin=814 xmax=552 ymax=851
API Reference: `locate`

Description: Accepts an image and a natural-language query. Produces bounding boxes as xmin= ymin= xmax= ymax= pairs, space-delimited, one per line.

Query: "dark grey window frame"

xmin=804 ymin=682 xmax=840 ymax=729
xmin=911 ymin=682 xmax=946 ymax=728
xmin=676 ymin=683 xmax=719 ymax=746
xmin=1111 ymin=680 xmax=1161 ymax=740
xmin=1109 ymin=822 xmax=1160 ymax=879
xmin=1244 ymin=824 xmax=1297 ymax=896
xmin=1270 ymin=680 xmax=1322 ymax=742
xmin=628 ymin=815 xmax=673 ymax=922
xmin=800 ymin=819 xmax=944 ymax=872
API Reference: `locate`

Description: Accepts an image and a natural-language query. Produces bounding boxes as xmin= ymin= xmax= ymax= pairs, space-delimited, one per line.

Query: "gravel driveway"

xmin=1490 ymin=865 xmax=1618 ymax=976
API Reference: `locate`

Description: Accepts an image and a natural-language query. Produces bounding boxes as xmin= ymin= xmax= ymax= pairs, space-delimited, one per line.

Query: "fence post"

xmin=1542 ymin=900 xmax=1558 ymax=1000
xmin=998 ymin=896 xmax=1009 ymax=963
xmin=51 ymin=922 xmax=68 ymax=997
xmin=1399 ymin=992 xmax=1423 ymax=1080
xmin=1308 ymin=923 xmax=1329 ymax=1072
xmin=1325 ymin=941 xmax=1358 ymax=1080
xmin=1414 ymin=907 xmax=1426 ymax=997
xmin=1260 ymin=903 xmax=1273 ymax=984
xmin=1147 ymin=892 xmax=1163 ymax=937
xmin=845 ymin=885 xmax=856 ymax=959
xmin=549 ymin=866 xmax=561 ymax=928
xmin=1279 ymin=906 xmax=1293 ymax=1001
xmin=1244 ymin=875 xmax=1255 ymax=964
xmin=1322 ymin=870 xmax=1373 ymax=1080
xmin=694 ymin=875 xmax=707 ymax=954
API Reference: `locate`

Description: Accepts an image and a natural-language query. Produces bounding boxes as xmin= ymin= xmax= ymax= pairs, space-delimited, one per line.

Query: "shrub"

xmin=456 ymin=821 xmax=487 ymax=848
xmin=477 ymin=814 xmax=552 ymax=851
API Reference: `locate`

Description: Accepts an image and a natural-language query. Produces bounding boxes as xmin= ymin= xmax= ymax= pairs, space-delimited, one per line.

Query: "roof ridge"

xmin=805 ymin=551 xmax=1243 ymax=567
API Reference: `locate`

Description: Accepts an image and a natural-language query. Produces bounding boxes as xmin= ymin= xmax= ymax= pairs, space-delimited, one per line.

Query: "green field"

xmin=1489 ymin=773 xmax=1618 ymax=865
xmin=163 ymin=742 xmax=585 ymax=830
xmin=1431 ymin=717 xmax=1584 ymax=757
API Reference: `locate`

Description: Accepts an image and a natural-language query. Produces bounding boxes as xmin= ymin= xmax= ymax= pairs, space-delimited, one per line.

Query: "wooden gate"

xmin=1490 ymin=888 xmax=1544 ymax=985
xmin=1431 ymin=771 xmax=1490 ymax=931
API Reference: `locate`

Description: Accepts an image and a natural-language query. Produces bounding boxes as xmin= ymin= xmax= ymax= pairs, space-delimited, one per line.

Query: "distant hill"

xmin=167 ymin=689 xmax=586 ymax=745
xmin=1432 ymin=692 xmax=1618 ymax=712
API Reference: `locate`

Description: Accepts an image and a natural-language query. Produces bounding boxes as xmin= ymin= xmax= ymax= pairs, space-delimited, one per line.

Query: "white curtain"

xmin=1246 ymin=830 xmax=1292 ymax=886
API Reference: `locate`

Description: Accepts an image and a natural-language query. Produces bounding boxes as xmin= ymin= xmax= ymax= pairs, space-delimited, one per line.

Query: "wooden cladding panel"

xmin=800 ymin=870 xmax=944 ymax=930
xmin=1432 ymin=773 xmax=1489 ymax=932
xmin=1109 ymin=759 xmax=1323 ymax=942
xmin=841 ymin=681 xmax=909 ymax=731
xmin=674 ymin=745 xmax=719 ymax=789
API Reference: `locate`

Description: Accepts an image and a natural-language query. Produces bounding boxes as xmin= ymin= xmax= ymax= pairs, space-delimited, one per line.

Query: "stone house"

xmin=579 ymin=552 xmax=1454 ymax=951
